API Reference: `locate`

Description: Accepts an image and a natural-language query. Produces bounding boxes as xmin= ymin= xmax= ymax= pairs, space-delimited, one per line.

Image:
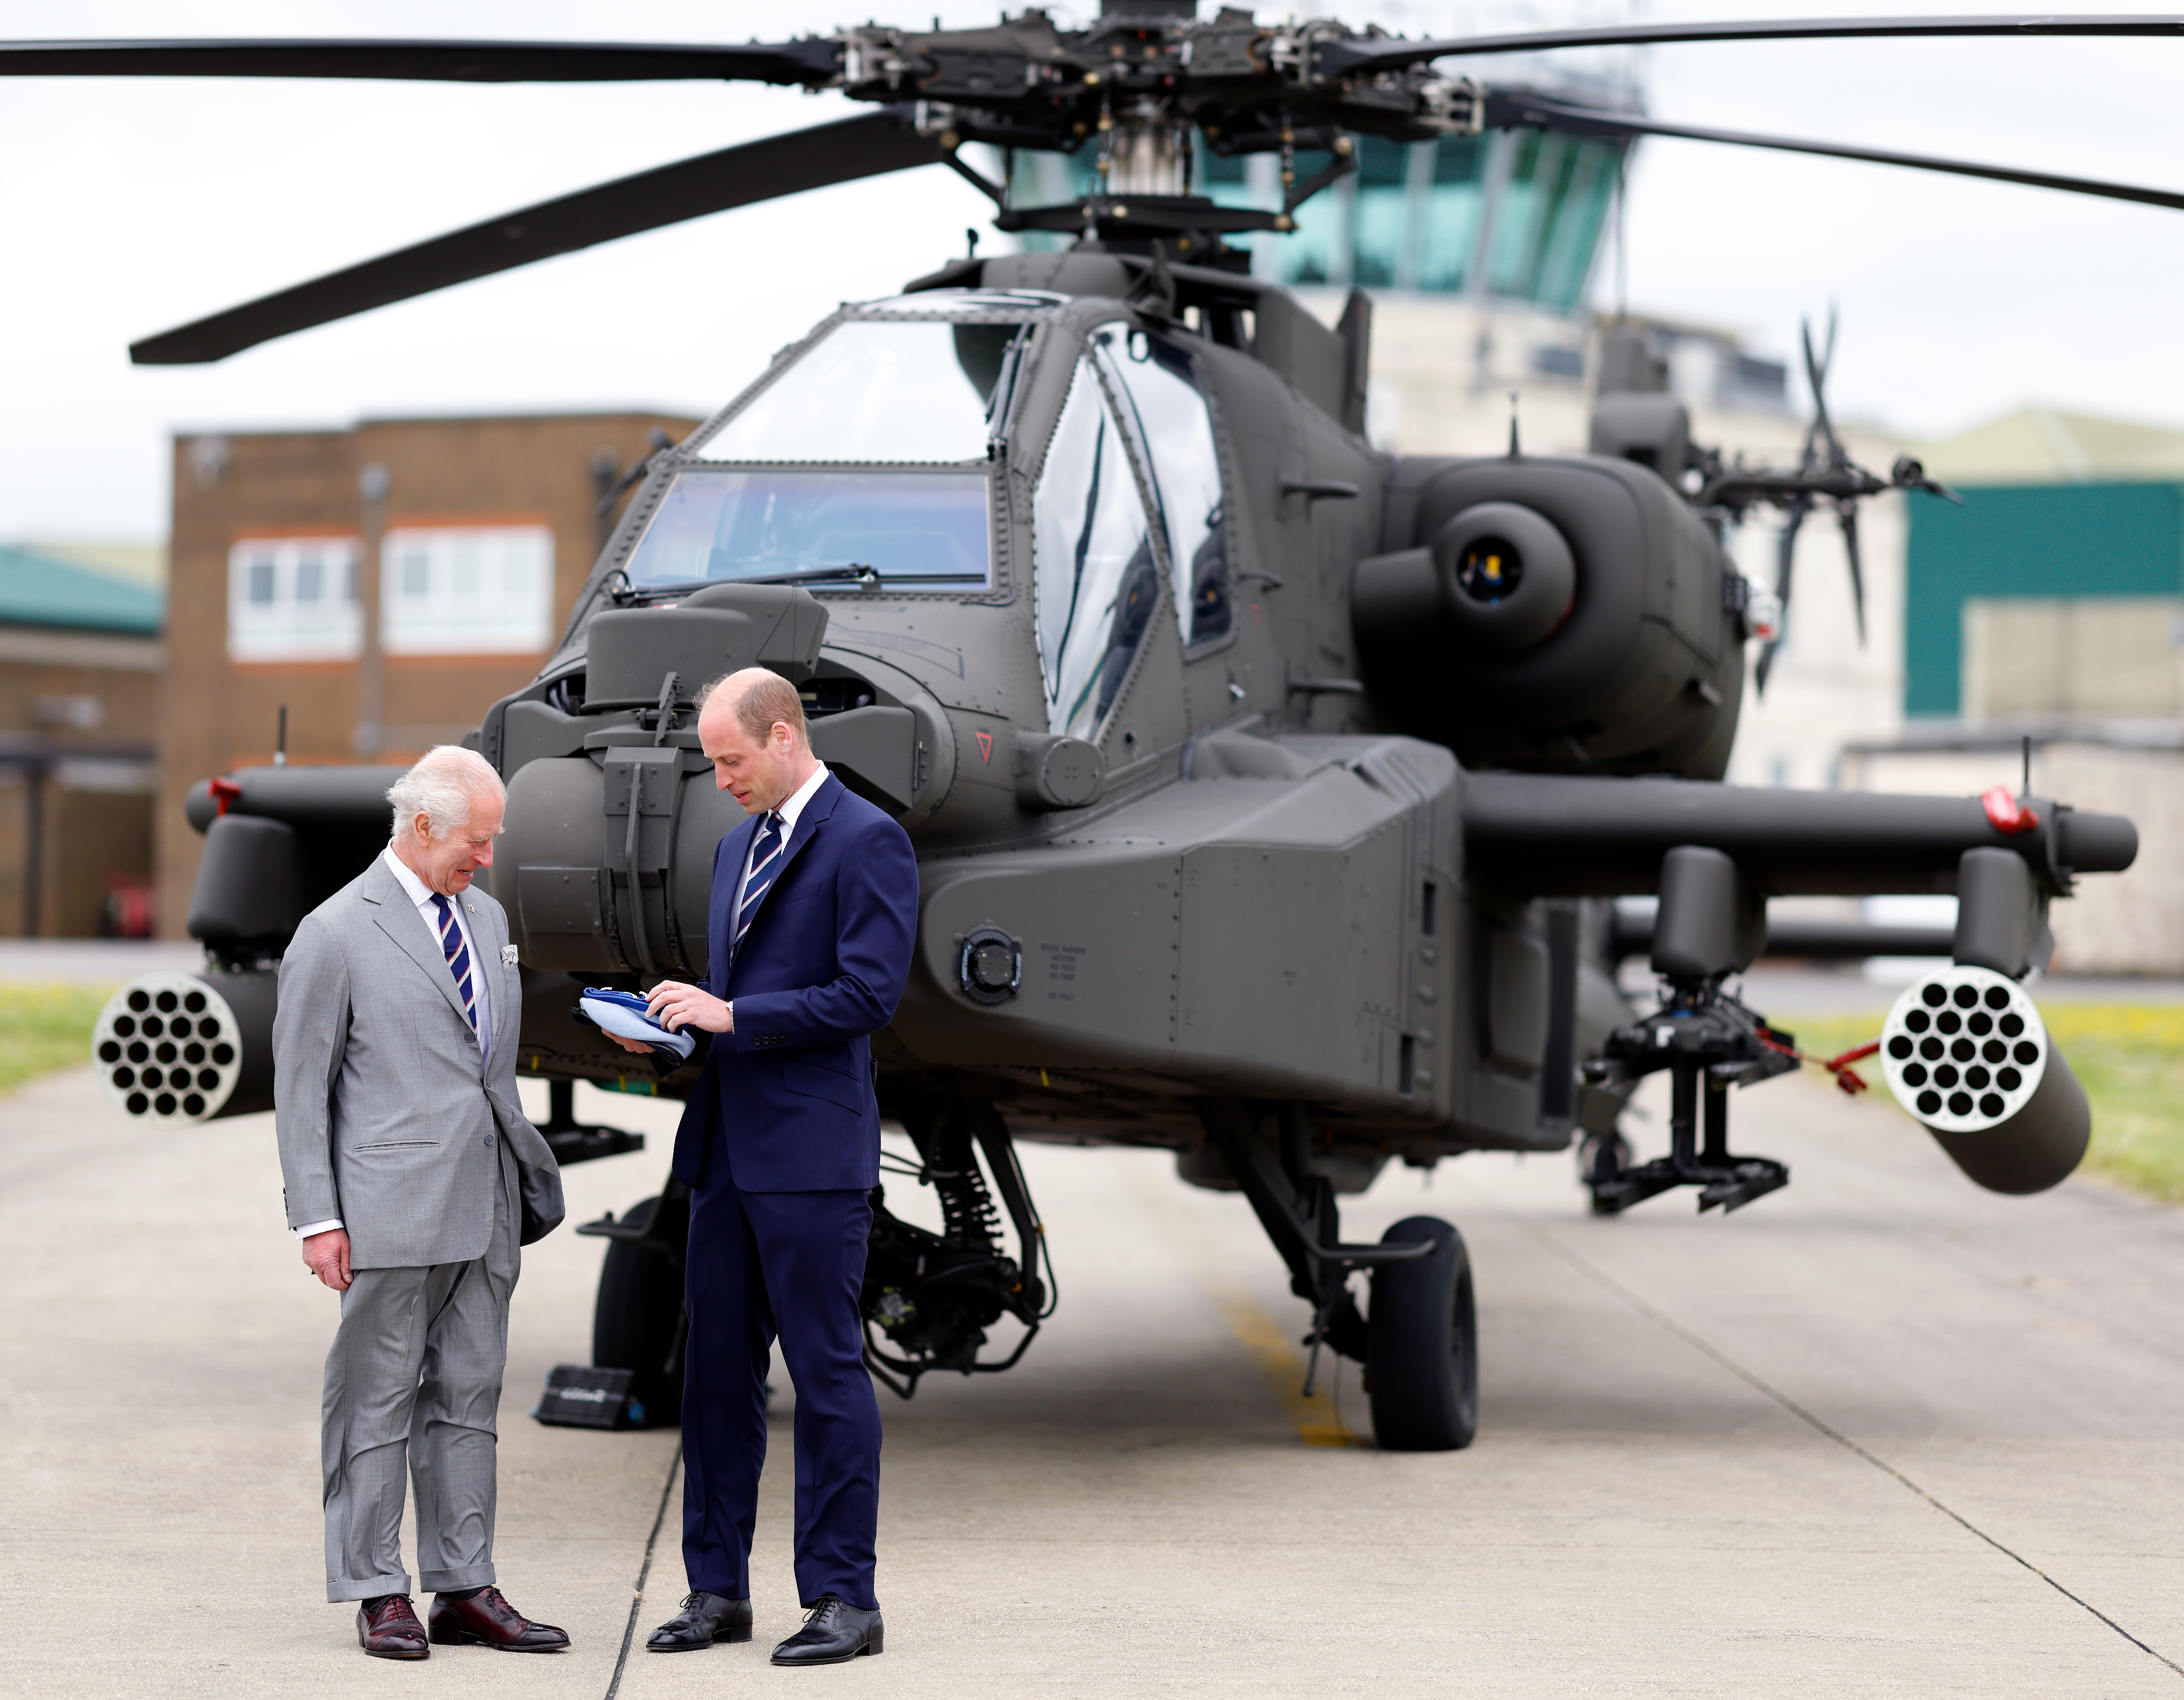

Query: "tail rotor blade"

xmin=1757 ymin=497 xmax=1810 ymax=694
xmin=1798 ymin=318 xmax=1824 ymax=470
xmin=1839 ymin=502 xmax=1868 ymax=645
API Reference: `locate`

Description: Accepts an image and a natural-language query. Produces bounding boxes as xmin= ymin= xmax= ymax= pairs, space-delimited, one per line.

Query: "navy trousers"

xmin=681 ymin=1176 xmax=880 ymax=1610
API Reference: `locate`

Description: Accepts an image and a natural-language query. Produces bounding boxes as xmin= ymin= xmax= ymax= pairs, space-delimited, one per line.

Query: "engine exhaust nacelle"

xmin=92 ymin=969 xmax=277 ymax=1125
xmin=1878 ymin=966 xmax=2089 ymax=1194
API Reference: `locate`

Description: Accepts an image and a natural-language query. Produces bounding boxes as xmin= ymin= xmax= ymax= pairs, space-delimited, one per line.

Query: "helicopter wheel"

xmin=1578 ymin=1131 xmax=1636 ymax=1215
xmin=592 ymin=1195 xmax=685 ymax=1429
xmin=1365 ymin=1215 xmax=1478 ymax=1452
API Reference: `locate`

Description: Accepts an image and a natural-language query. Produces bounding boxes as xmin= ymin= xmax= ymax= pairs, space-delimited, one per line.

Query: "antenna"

xmin=2022 ymin=733 xmax=2032 ymax=797
xmin=274 ymin=704 xmax=288 ymax=767
xmin=1507 ymin=391 xmax=1521 ymax=458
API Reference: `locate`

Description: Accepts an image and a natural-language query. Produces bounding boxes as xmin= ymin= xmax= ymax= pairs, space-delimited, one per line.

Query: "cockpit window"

xmin=1094 ymin=327 xmax=1231 ymax=646
xmin=623 ymin=468 xmax=990 ymax=591
xmin=694 ymin=319 xmax=1028 ymax=464
xmin=1033 ymin=358 xmax=1160 ymax=739
xmin=855 ymin=289 xmax=1068 ymax=314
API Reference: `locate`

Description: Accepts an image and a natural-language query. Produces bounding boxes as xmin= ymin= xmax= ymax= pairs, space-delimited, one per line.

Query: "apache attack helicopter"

xmin=17 ymin=3 xmax=2158 ymax=1451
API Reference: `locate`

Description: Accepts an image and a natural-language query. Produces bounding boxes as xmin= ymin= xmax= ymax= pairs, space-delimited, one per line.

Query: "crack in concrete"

xmin=603 ymin=1441 xmax=683 ymax=1700
xmin=1501 ymin=1203 xmax=2184 ymax=1681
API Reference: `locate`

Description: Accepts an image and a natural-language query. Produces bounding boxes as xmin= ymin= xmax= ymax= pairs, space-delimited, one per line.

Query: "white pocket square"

xmin=501 ymin=944 xmax=520 ymax=968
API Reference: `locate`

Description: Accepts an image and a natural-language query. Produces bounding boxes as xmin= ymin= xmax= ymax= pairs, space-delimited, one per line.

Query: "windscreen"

xmin=1093 ymin=327 xmax=1231 ymax=647
xmin=696 ymin=318 xmax=1029 ymax=464
xmin=1033 ymin=359 xmax=1159 ymax=737
xmin=624 ymin=468 xmax=992 ymax=590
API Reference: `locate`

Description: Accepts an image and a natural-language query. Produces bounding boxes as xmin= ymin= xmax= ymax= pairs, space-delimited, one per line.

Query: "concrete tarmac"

xmin=6 ymin=1059 xmax=2184 ymax=1696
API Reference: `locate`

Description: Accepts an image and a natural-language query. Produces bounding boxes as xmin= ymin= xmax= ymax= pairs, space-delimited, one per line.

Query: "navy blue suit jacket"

xmin=670 ymin=773 xmax=919 ymax=1193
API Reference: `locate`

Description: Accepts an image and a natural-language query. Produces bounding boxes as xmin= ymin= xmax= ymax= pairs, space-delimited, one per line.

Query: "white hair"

xmin=387 ymin=745 xmax=506 ymax=842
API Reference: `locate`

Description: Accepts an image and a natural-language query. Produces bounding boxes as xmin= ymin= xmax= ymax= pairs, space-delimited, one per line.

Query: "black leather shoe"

xmin=357 ymin=1594 xmax=429 ymax=1660
xmin=647 ymin=1591 xmax=754 ymax=1652
xmin=771 ymin=1595 xmax=883 ymax=1666
xmin=426 ymin=1586 xmax=569 ymax=1652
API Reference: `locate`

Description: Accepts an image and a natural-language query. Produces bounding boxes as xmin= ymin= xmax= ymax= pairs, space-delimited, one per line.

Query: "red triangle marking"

xmin=976 ymin=730 xmax=994 ymax=763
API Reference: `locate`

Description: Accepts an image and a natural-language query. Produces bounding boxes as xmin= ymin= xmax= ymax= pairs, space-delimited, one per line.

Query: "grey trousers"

xmin=321 ymin=1148 xmax=519 ymax=1602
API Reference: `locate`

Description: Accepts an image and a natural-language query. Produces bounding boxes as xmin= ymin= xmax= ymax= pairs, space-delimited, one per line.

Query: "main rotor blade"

xmin=1321 ymin=14 xmax=2184 ymax=76
xmin=130 ymin=108 xmax=941 ymax=365
xmin=0 ymin=37 xmax=839 ymax=85
xmin=1485 ymin=91 xmax=2184 ymax=213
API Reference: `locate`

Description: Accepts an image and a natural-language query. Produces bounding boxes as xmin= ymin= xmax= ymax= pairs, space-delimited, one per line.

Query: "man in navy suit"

xmin=603 ymin=666 xmax=916 ymax=1667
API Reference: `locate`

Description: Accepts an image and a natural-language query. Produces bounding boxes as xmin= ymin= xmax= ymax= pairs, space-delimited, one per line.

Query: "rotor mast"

xmin=1100 ymin=98 xmax=1192 ymax=197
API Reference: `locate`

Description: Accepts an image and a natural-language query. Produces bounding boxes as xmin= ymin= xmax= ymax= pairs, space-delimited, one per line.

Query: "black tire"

xmin=1579 ymin=1131 xmax=1635 ymax=1215
xmin=1366 ymin=1215 xmax=1479 ymax=1452
xmin=591 ymin=1195 xmax=685 ymax=1429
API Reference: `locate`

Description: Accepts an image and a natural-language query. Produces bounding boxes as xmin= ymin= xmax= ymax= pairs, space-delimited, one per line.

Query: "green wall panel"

xmin=1902 ymin=481 xmax=2184 ymax=716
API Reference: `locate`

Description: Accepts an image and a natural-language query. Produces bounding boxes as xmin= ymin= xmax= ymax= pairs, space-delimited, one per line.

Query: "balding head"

xmin=702 ymin=667 xmax=809 ymax=753
xmin=697 ymin=667 xmax=819 ymax=815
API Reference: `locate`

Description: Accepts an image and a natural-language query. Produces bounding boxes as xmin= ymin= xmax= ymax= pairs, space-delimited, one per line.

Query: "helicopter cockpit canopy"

xmin=625 ymin=465 xmax=995 ymax=591
xmin=617 ymin=286 xmax=1238 ymax=746
xmin=1035 ymin=322 xmax=1232 ymax=737
xmin=621 ymin=290 xmax=1066 ymax=594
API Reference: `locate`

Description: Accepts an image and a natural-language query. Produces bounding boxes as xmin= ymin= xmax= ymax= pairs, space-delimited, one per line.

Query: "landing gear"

xmin=1366 ymin=1217 xmax=1479 ymax=1452
xmin=538 ymin=1078 xmax=647 ymax=1166
xmin=1203 ymin=1104 xmax=1478 ymax=1451
xmin=575 ymin=1099 xmax=1055 ymax=1418
xmin=859 ymin=1098 xmax=1053 ymax=1399
xmin=579 ymin=1186 xmax=688 ymax=1426
xmin=1579 ymin=1130 xmax=1635 ymax=1215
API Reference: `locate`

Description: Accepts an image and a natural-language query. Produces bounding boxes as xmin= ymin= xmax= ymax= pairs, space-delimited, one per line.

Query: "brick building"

xmin=161 ymin=411 xmax=699 ymax=936
xmin=0 ymin=542 xmax=164 ymax=937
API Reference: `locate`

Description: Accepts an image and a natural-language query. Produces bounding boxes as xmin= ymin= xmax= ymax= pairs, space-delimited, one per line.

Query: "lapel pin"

xmin=501 ymin=944 xmax=520 ymax=968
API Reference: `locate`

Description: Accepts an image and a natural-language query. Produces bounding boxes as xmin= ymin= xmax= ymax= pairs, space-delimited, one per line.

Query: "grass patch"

xmin=0 ymin=983 xmax=115 ymax=1095
xmin=1775 ymin=1001 xmax=2184 ymax=1203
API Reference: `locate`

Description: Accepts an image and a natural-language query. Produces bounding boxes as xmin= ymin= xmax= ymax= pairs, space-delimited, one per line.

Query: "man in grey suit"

xmin=275 ymin=745 xmax=569 ymax=1660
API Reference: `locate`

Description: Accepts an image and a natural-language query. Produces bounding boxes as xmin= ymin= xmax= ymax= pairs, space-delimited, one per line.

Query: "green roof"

xmin=0 ymin=543 xmax=164 ymax=635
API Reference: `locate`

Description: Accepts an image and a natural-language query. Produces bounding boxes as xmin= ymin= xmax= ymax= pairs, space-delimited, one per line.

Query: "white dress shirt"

xmin=293 ymin=844 xmax=495 ymax=1241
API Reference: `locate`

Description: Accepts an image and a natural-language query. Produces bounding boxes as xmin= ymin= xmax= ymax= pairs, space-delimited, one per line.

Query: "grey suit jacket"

xmin=273 ymin=856 xmax=565 ymax=1269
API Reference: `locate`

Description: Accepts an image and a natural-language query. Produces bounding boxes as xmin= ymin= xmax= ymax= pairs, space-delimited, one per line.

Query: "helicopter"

xmin=18 ymin=1 xmax=2153 ymax=1452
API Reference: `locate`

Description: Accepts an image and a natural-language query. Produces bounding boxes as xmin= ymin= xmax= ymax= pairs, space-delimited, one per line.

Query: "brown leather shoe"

xmin=357 ymin=1594 xmax=429 ymax=1660
xmin=427 ymin=1586 xmax=570 ymax=1653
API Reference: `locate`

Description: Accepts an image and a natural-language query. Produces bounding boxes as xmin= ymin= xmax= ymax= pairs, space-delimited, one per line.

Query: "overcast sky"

xmin=3 ymin=0 xmax=2180 ymax=537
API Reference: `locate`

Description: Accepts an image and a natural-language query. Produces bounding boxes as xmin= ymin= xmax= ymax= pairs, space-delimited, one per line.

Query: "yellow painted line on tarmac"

xmin=1135 ymin=1172 xmax=1357 ymax=1448
xmin=1202 ymin=1276 xmax=1357 ymax=1447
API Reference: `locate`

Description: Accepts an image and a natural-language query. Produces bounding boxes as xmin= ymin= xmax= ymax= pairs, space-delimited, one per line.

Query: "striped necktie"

xmin=734 ymin=810 xmax=786 ymax=955
xmin=429 ymin=893 xmax=477 ymax=1031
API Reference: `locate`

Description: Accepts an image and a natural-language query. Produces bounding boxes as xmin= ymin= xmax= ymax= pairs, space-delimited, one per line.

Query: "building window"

xmin=228 ymin=536 xmax=362 ymax=662
xmin=380 ymin=524 xmax=554 ymax=655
